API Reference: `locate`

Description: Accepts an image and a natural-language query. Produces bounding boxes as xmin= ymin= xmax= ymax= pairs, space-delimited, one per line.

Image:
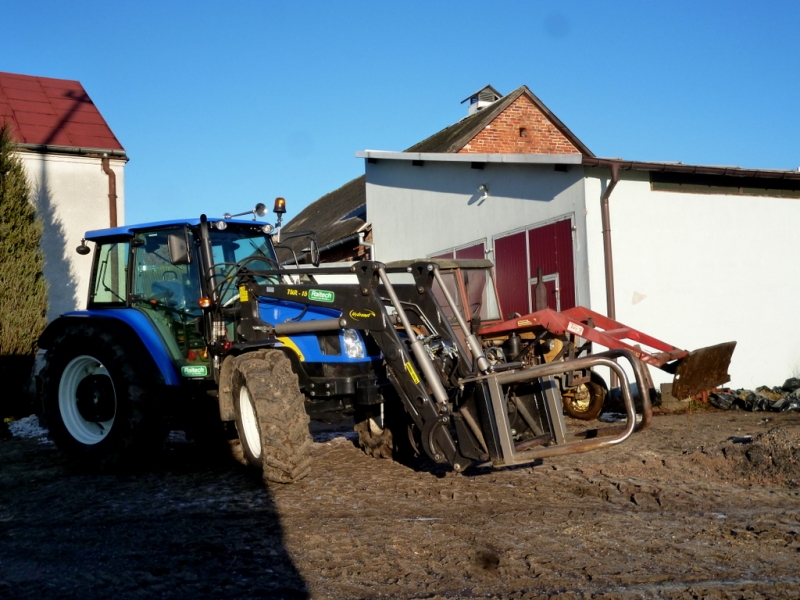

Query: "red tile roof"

xmin=0 ymin=71 xmax=123 ymax=151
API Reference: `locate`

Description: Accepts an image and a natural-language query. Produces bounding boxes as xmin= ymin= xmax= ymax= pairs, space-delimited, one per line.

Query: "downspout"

xmin=101 ymin=154 xmax=118 ymax=228
xmin=600 ymin=162 xmax=620 ymax=388
xmin=600 ymin=162 xmax=619 ymax=321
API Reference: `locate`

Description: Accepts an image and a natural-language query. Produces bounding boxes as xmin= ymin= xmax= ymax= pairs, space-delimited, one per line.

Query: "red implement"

xmin=479 ymin=306 xmax=735 ymax=399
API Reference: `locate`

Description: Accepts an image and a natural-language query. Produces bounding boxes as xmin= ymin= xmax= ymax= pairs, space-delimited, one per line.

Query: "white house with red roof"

xmin=0 ymin=71 xmax=127 ymax=320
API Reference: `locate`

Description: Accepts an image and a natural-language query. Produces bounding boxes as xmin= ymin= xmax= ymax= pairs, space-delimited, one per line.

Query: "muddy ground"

xmin=1 ymin=408 xmax=800 ymax=599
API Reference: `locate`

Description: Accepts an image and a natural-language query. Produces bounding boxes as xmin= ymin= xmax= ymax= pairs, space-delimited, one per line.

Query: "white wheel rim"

xmin=238 ymin=386 xmax=262 ymax=458
xmin=58 ymin=355 xmax=116 ymax=445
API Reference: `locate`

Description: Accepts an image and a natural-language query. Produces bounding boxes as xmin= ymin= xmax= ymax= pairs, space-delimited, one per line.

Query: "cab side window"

xmin=89 ymin=242 xmax=129 ymax=305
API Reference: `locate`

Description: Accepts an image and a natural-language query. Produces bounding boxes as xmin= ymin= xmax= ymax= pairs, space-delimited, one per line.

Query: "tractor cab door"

xmin=131 ymin=228 xmax=207 ymax=371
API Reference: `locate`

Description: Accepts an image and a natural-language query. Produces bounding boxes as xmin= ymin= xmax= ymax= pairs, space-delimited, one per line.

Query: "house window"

xmin=651 ymin=172 xmax=800 ymax=198
xmin=429 ymin=240 xmax=486 ymax=261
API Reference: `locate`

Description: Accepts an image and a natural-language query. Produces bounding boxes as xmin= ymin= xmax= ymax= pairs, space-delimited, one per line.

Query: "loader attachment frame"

xmin=469 ymin=349 xmax=652 ymax=466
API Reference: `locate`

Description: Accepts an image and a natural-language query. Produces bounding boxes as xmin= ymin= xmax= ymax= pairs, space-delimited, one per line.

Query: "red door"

xmin=528 ymin=219 xmax=575 ymax=311
xmin=494 ymin=219 xmax=575 ymax=317
xmin=494 ymin=231 xmax=528 ymax=319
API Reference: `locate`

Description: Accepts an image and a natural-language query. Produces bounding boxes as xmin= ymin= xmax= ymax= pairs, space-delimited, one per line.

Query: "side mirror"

xmin=309 ymin=238 xmax=320 ymax=267
xmin=76 ymin=239 xmax=91 ymax=255
xmin=168 ymin=232 xmax=191 ymax=265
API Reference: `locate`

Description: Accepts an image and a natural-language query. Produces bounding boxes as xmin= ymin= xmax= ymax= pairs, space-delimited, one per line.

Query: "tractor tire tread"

xmin=237 ymin=351 xmax=312 ymax=484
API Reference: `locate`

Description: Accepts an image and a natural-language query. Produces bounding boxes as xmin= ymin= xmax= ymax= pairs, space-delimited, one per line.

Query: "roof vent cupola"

xmin=460 ymin=85 xmax=502 ymax=116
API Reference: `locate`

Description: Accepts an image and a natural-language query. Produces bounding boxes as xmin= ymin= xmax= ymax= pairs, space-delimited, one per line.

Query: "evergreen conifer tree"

xmin=0 ymin=123 xmax=48 ymax=419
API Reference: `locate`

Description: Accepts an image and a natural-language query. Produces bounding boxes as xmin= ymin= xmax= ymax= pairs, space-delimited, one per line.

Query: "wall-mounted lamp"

xmin=477 ymin=183 xmax=489 ymax=200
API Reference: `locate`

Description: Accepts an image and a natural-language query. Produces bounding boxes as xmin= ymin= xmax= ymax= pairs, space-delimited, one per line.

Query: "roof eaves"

xmin=17 ymin=143 xmax=128 ymax=159
xmin=356 ymin=150 xmax=583 ymax=165
xmin=583 ymin=157 xmax=800 ymax=180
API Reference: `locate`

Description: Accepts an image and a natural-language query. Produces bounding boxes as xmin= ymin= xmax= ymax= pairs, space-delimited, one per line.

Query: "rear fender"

xmin=38 ymin=311 xmax=181 ymax=387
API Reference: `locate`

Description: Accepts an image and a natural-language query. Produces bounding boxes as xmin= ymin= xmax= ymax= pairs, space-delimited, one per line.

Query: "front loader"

xmin=233 ymin=259 xmax=653 ymax=473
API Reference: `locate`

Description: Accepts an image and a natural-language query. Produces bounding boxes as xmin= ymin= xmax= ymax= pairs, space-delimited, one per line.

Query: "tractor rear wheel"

xmin=561 ymin=371 xmax=608 ymax=421
xmin=231 ymin=351 xmax=312 ymax=483
xmin=40 ymin=326 xmax=165 ymax=469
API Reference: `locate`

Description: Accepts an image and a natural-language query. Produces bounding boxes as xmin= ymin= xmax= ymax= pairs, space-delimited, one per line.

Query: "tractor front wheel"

xmin=231 ymin=351 xmax=312 ymax=483
xmin=354 ymin=389 xmax=420 ymax=464
xmin=354 ymin=406 xmax=394 ymax=459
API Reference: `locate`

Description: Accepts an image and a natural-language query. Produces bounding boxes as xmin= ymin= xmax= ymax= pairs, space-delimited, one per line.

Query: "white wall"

xmin=585 ymin=167 xmax=800 ymax=390
xmin=365 ymin=160 xmax=593 ymax=306
xmin=20 ymin=152 xmax=126 ymax=320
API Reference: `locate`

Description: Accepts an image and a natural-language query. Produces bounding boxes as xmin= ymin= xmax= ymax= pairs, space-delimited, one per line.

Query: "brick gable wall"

xmin=458 ymin=95 xmax=580 ymax=155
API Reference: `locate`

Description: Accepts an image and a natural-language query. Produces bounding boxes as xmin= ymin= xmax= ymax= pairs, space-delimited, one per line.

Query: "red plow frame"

xmin=479 ymin=306 xmax=736 ymax=399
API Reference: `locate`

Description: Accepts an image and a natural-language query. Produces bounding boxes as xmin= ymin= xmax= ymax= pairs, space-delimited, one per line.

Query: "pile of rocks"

xmin=709 ymin=378 xmax=800 ymax=412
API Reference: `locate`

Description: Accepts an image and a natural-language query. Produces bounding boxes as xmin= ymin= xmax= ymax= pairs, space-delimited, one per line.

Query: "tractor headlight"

xmin=342 ymin=329 xmax=365 ymax=359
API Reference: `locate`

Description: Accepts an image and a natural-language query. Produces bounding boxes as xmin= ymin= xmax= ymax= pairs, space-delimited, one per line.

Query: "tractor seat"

xmin=151 ymin=280 xmax=186 ymax=310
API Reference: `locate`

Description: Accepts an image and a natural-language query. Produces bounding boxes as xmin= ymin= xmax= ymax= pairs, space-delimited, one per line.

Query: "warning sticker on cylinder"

xmin=405 ymin=361 xmax=420 ymax=385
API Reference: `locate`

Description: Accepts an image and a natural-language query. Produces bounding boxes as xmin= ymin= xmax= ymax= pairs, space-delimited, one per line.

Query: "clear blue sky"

xmin=5 ymin=1 xmax=799 ymax=225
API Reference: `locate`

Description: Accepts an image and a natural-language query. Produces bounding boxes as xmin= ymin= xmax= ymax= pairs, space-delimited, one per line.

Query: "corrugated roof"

xmin=0 ymin=71 xmax=123 ymax=151
xmin=583 ymin=156 xmax=800 ymax=181
xmin=282 ymin=175 xmax=367 ymax=249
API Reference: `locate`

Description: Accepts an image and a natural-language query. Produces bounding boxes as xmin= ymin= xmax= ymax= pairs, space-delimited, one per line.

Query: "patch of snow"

xmin=598 ymin=413 xmax=643 ymax=423
xmin=312 ymin=430 xmax=357 ymax=444
xmin=166 ymin=430 xmax=189 ymax=443
xmin=8 ymin=415 xmax=51 ymax=442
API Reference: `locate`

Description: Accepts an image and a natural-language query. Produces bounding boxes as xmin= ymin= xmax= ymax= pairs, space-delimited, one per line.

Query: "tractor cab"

xmin=82 ymin=216 xmax=283 ymax=378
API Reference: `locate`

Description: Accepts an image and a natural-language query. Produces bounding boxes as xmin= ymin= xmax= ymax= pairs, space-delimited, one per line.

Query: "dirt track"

xmin=2 ymin=409 xmax=800 ymax=599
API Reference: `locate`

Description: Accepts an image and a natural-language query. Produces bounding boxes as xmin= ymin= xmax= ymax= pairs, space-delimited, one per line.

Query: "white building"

xmin=0 ymin=71 xmax=127 ymax=320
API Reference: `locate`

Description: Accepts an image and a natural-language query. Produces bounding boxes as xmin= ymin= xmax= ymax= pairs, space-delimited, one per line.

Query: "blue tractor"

xmin=36 ymin=200 xmax=380 ymax=481
xmin=36 ymin=200 xmax=653 ymax=483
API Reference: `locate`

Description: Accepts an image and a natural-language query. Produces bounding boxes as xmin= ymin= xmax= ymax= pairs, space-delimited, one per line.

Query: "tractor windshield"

xmin=209 ymin=228 xmax=278 ymax=270
xmin=209 ymin=227 xmax=280 ymax=304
